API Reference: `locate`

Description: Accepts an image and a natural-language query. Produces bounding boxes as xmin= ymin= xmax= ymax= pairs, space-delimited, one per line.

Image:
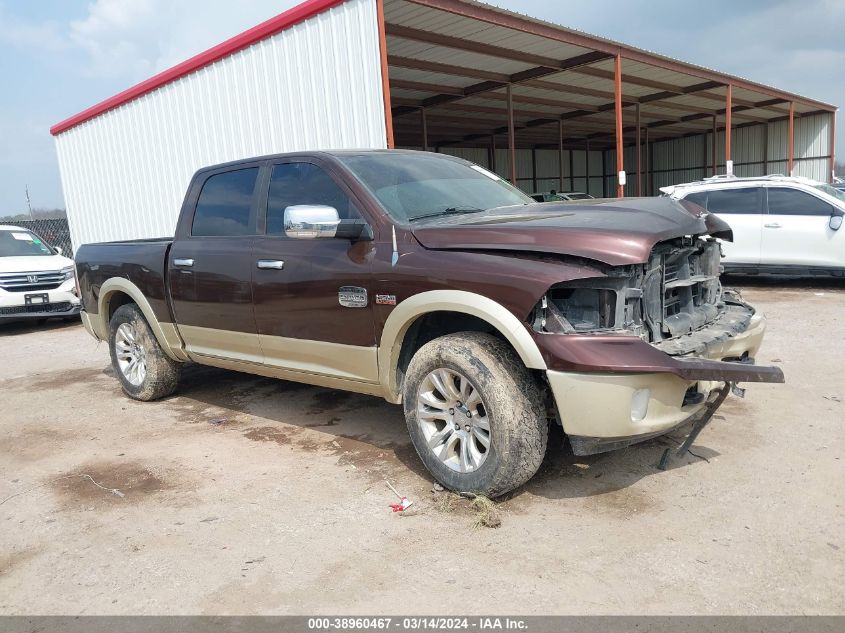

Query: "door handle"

xmin=256 ymin=260 xmax=285 ymax=270
xmin=173 ymin=258 xmax=195 ymax=267
xmin=763 ymin=223 xmax=782 ymax=229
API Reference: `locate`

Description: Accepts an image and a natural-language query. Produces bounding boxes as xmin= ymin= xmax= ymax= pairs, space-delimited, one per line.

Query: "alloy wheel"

xmin=417 ymin=368 xmax=491 ymax=473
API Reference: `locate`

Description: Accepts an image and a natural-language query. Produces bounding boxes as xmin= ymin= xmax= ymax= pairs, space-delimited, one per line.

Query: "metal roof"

xmin=51 ymin=0 xmax=836 ymax=146
xmin=386 ymin=0 xmax=836 ymax=149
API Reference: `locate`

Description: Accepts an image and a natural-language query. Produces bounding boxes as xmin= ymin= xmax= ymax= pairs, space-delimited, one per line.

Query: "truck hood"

xmin=410 ymin=197 xmax=731 ymax=266
xmin=0 ymin=254 xmax=74 ymax=273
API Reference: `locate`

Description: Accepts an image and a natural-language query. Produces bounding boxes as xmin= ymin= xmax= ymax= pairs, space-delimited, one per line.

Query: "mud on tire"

xmin=108 ymin=303 xmax=181 ymax=401
xmin=402 ymin=332 xmax=548 ymax=498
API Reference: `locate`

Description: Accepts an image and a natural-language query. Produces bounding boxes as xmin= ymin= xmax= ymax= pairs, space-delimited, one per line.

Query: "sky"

xmin=1 ymin=0 xmax=843 ymax=216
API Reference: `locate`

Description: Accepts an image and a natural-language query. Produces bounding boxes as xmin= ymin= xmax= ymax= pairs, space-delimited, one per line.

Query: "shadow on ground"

xmin=727 ymin=274 xmax=845 ymax=292
xmin=170 ymin=363 xmax=431 ymax=482
xmin=0 ymin=317 xmax=80 ymax=337
xmin=165 ymin=363 xmax=715 ymax=501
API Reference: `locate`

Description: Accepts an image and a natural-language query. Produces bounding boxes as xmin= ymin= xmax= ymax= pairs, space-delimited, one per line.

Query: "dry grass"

xmin=470 ymin=495 xmax=501 ymax=529
xmin=433 ymin=491 xmax=457 ymax=513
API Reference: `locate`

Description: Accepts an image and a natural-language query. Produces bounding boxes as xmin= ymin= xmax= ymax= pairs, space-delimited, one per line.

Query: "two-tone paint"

xmin=76 ymin=150 xmax=783 ymax=453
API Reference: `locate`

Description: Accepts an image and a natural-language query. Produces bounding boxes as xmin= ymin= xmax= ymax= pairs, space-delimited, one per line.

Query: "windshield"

xmin=813 ymin=183 xmax=845 ymax=204
xmin=336 ymin=153 xmax=533 ymax=222
xmin=0 ymin=230 xmax=54 ymax=257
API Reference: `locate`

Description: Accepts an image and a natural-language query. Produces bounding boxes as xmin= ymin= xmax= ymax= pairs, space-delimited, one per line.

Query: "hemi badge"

xmin=338 ymin=286 xmax=368 ymax=308
xmin=375 ymin=294 xmax=397 ymax=306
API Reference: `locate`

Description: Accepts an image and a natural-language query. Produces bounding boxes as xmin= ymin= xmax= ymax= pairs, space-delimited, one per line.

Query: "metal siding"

xmin=516 ymin=149 xmax=534 ymax=179
xmin=54 ymin=0 xmax=386 ymax=247
xmin=646 ymin=134 xmax=710 ymax=188
xmin=793 ymin=112 xmax=831 ymax=181
xmin=494 ymin=148 xmax=510 ymax=179
xmin=733 ymin=124 xmax=764 ymax=164
xmin=571 ymin=150 xmax=587 ymax=177
xmin=439 ymin=146 xmax=489 ymax=167
xmin=535 ymin=178 xmax=559 ymax=192
xmin=535 ymin=149 xmax=559 ymax=178
xmin=768 ymin=120 xmax=787 ymax=163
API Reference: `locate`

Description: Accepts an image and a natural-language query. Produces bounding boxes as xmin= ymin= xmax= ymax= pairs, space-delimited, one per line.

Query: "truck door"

xmin=168 ymin=165 xmax=263 ymax=363
xmin=762 ymin=186 xmax=842 ymax=268
xmin=251 ymin=159 xmax=378 ymax=383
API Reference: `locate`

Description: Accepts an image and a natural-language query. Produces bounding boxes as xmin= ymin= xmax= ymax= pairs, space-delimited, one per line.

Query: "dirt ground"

xmin=0 ymin=277 xmax=843 ymax=615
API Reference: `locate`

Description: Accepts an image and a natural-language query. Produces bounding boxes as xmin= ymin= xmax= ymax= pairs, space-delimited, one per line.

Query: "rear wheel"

xmin=108 ymin=303 xmax=180 ymax=401
xmin=403 ymin=332 xmax=547 ymax=498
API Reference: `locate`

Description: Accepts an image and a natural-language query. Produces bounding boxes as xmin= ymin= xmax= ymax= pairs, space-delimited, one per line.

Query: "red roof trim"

xmin=50 ymin=0 xmax=347 ymax=136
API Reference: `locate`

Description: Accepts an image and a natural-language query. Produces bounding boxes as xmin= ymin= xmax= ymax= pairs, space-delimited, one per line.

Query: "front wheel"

xmin=109 ymin=303 xmax=181 ymax=401
xmin=402 ymin=332 xmax=548 ymax=498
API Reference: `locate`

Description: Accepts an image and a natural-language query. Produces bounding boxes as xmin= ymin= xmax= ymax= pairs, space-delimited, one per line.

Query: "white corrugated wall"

xmin=599 ymin=111 xmax=834 ymax=195
xmin=54 ymin=0 xmax=386 ymax=247
xmin=404 ymin=113 xmax=833 ymax=198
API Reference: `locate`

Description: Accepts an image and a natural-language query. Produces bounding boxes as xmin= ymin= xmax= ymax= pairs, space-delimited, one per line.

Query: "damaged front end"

xmin=534 ymin=236 xmax=738 ymax=347
xmin=531 ymin=234 xmax=784 ymax=458
xmin=532 ymin=235 xmax=778 ymax=368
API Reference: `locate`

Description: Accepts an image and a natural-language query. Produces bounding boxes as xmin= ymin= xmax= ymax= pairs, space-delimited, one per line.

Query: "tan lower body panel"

xmin=260 ymin=334 xmax=378 ymax=383
xmin=82 ymin=310 xmax=188 ymax=362
xmin=548 ymin=313 xmax=769 ymax=439
xmin=190 ymin=353 xmax=386 ymax=399
xmin=179 ymin=325 xmax=263 ymax=364
xmin=179 ymin=324 xmax=382 ymax=396
xmin=548 ymin=371 xmax=703 ymax=438
xmin=81 ymin=311 xmax=101 ymax=340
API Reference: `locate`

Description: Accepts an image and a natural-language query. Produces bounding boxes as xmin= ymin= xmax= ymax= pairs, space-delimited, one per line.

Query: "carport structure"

xmin=380 ymin=0 xmax=837 ymax=195
xmin=52 ymin=0 xmax=839 ymax=246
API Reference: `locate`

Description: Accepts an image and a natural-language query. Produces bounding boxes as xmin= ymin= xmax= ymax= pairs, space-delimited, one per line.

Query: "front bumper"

xmin=543 ymin=312 xmax=784 ymax=455
xmin=0 ymin=282 xmax=81 ymax=320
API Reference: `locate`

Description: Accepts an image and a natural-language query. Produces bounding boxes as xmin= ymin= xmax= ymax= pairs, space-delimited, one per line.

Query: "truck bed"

xmin=75 ymin=238 xmax=174 ymax=325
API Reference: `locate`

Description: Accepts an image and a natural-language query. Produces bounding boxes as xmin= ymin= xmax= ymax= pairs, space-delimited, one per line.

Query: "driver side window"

xmin=265 ymin=162 xmax=361 ymax=235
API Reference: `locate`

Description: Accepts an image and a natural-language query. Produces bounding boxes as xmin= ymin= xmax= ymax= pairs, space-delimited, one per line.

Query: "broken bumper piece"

xmin=542 ymin=313 xmax=784 ymax=455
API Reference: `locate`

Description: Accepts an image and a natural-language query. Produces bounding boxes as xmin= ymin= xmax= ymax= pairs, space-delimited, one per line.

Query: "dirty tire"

xmin=403 ymin=332 xmax=547 ymax=498
xmin=108 ymin=303 xmax=181 ymax=401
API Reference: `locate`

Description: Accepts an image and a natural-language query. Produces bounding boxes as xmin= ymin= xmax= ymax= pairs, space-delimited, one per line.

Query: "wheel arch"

xmin=97 ymin=278 xmax=187 ymax=361
xmin=378 ymin=290 xmax=546 ymax=403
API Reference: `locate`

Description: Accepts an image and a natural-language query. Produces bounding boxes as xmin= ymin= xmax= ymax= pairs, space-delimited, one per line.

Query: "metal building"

xmin=52 ymin=0 xmax=838 ymax=247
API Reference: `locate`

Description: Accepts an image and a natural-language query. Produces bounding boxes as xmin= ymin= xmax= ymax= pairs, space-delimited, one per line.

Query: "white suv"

xmin=662 ymin=175 xmax=845 ymax=276
xmin=0 ymin=225 xmax=81 ymax=322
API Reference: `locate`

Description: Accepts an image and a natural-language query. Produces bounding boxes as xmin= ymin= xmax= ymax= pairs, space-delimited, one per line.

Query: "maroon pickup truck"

xmin=76 ymin=150 xmax=783 ymax=496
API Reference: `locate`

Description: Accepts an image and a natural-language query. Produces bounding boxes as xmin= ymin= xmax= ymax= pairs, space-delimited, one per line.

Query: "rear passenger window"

xmin=706 ymin=188 xmax=761 ymax=214
xmin=192 ymin=168 xmax=259 ymax=236
xmin=767 ymin=187 xmax=833 ymax=216
xmin=684 ymin=192 xmax=708 ymax=209
xmin=266 ymin=162 xmax=361 ymax=235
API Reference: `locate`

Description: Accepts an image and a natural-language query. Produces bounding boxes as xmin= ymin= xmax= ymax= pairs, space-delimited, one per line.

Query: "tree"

xmin=0 ymin=208 xmax=66 ymax=222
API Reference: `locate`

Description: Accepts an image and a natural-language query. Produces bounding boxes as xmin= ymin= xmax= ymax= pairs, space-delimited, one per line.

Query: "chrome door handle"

xmin=763 ymin=223 xmax=782 ymax=229
xmin=257 ymin=260 xmax=285 ymax=270
xmin=173 ymin=258 xmax=195 ymax=267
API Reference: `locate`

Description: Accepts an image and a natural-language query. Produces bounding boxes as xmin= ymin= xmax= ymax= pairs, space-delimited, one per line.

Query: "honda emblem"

xmin=27 ymin=275 xmax=39 ymax=283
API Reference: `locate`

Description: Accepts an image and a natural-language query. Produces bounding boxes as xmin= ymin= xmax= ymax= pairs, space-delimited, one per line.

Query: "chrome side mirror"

xmin=284 ymin=205 xmax=340 ymax=239
xmin=830 ymin=211 xmax=844 ymax=231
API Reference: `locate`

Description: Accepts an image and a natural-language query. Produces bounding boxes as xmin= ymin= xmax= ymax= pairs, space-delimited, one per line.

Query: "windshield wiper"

xmin=409 ymin=206 xmax=486 ymax=221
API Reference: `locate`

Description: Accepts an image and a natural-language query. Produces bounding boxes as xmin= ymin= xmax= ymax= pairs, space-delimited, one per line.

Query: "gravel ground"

xmin=0 ymin=278 xmax=843 ymax=615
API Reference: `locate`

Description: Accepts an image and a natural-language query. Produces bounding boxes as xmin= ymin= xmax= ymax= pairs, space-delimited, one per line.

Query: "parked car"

xmin=0 ymin=225 xmax=80 ymax=322
xmin=530 ymin=190 xmax=594 ymax=202
xmin=75 ymin=150 xmax=782 ymax=496
xmin=662 ymin=175 xmax=845 ymax=276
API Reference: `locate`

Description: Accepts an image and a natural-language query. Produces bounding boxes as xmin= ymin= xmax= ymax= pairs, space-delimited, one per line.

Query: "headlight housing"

xmin=60 ymin=265 xmax=75 ymax=281
xmin=549 ymin=287 xmax=616 ymax=331
xmin=532 ymin=266 xmax=646 ymax=338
